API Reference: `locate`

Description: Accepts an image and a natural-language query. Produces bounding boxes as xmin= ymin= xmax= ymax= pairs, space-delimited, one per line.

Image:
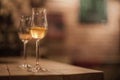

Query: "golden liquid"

xmin=19 ymin=33 xmax=32 ymax=40
xmin=30 ymin=27 xmax=47 ymax=39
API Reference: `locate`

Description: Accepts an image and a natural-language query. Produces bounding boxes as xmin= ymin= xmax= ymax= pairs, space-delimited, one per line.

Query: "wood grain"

xmin=0 ymin=57 xmax=104 ymax=80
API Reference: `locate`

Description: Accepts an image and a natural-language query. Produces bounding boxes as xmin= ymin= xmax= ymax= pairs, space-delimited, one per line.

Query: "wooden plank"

xmin=28 ymin=58 xmax=103 ymax=74
xmin=7 ymin=64 xmax=63 ymax=80
xmin=28 ymin=58 xmax=104 ymax=80
xmin=0 ymin=64 xmax=9 ymax=80
xmin=10 ymin=75 xmax=63 ymax=80
xmin=0 ymin=57 xmax=104 ymax=80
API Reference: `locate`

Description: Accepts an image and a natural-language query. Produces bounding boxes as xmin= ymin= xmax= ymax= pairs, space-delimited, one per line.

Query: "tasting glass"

xmin=18 ymin=15 xmax=32 ymax=70
xmin=30 ymin=8 xmax=48 ymax=72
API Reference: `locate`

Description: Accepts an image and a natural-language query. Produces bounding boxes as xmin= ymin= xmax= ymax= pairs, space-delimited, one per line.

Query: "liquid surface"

xmin=19 ymin=33 xmax=32 ymax=40
xmin=30 ymin=27 xmax=47 ymax=39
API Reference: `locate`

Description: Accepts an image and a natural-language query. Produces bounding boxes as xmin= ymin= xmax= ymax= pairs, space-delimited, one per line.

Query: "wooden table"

xmin=0 ymin=57 xmax=104 ymax=80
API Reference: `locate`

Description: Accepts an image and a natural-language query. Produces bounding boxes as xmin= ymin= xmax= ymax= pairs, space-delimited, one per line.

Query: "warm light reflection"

xmin=30 ymin=27 xmax=47 ymax=39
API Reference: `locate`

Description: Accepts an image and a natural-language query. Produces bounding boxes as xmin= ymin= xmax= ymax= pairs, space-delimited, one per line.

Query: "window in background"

xmin=79 ymin=0 xmax=107 ymax=23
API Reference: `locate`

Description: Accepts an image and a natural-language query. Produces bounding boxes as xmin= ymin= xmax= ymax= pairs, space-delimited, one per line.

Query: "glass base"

xmin=19 ymin=64 xmax=32 ymax=70
xmin=31 ymin=64 xmax=47 ymax=73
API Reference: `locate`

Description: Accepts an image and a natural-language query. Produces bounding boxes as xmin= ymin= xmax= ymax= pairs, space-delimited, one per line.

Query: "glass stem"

xmin=36 ymin=39 xmax=40 ymax=66
xmin=23 ymin=40 xmax=28 ymax=65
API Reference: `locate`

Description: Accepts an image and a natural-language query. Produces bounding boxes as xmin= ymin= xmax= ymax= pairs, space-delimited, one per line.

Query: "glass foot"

xmin=19 ymin=64 xmax=32 ymax=70
xmin=31 ymin=64 xmax=47 ymax=73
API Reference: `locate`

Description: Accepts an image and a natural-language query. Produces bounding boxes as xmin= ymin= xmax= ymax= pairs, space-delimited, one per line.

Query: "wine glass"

xmin=30 ymin=8 xmax=48 ymax=72
xmin=18 ymin=15 xmax=32 ymax=70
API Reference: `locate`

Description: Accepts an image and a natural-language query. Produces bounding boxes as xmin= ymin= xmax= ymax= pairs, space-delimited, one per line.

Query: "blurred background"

xmin=0 ymin=0 xmax=120 ymax=80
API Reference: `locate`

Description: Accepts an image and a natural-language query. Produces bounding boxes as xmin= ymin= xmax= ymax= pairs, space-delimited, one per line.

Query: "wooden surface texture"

xmin=0 ymin=57 xmax=104 ymax=80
